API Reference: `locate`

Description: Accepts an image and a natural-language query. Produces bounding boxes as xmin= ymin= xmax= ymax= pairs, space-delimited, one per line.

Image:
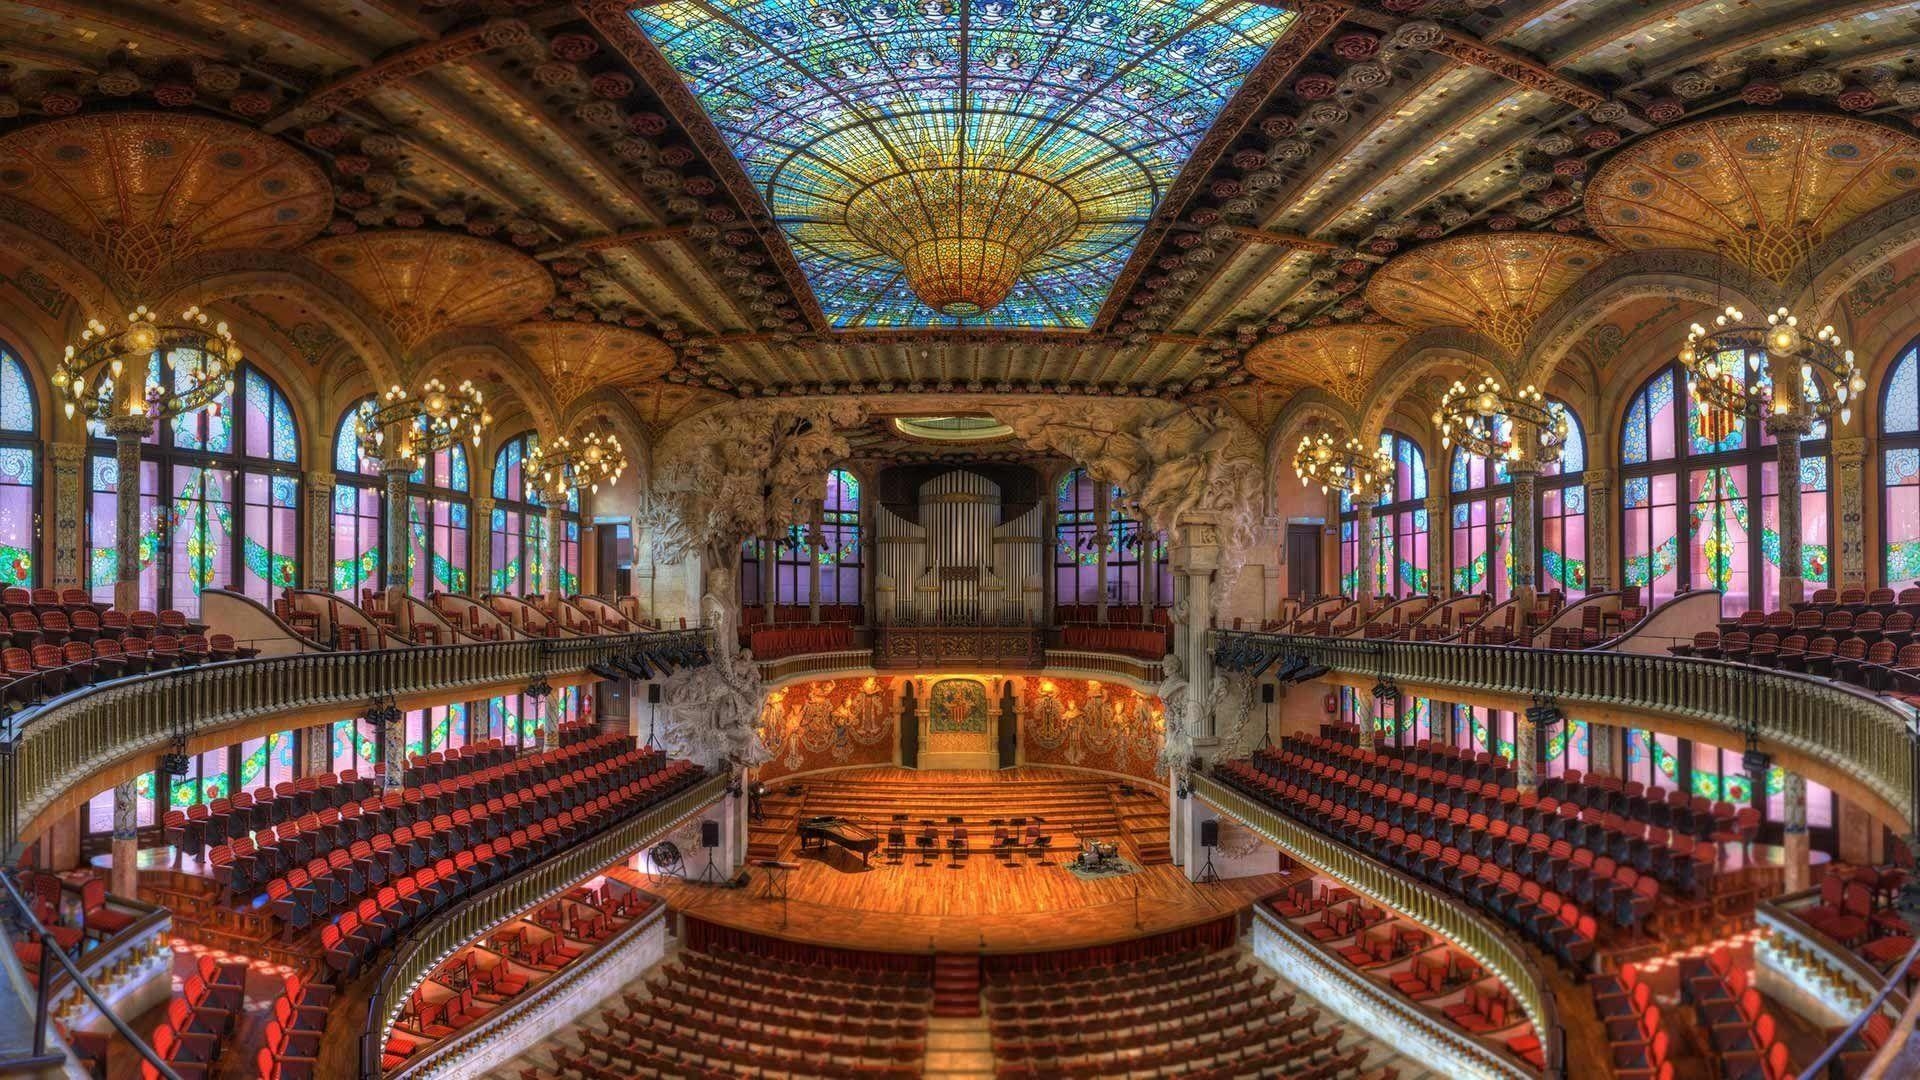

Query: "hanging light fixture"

xmin=53 ymin=305 xmax=239 ymax=423
xmin=357 ymin=377 xmax=491 ymax=471
xmin=1293 ymin=431 xmax=1394 ymax=497
xmin=1677 ymin=304 xmax=1864 ymax=430
xmin=528 ymin=428 xmax=628 ymax=501
xmin=1433 ymin=376 xmax=1570 ymax=465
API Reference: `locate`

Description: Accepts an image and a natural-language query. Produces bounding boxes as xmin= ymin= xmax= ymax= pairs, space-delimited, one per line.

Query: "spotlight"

xmin=161 ymin=753 xmax=191 ymax=777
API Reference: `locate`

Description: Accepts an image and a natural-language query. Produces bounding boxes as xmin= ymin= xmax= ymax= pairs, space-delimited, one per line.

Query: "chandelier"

xmin=1678 ymin=305 xmax=1864 ymax=435
xmin=1433 ymin=377 xmax=1569 ymax=465
xmin=844 ymin=167 xmax=1081 ymax=317
xmin=53 ymin=305 xmax=239 ymax=422
xmin=357 ymin=378 xmax=490 ymax=471
xmin=1294 ymin=432 xmax=1393 ymax=496
xmin=529 ymin=429 xmax=627 ymax=500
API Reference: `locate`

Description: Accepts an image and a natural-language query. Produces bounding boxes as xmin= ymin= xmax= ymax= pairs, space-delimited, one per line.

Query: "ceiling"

xmin=0 ymin=0 xmax=1912 ymax=436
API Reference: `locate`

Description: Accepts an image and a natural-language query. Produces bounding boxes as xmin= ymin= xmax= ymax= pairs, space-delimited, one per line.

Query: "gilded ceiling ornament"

xmin=303 ymin=231 xmax=555 ymax=353
xmin=1244 ymin=324 xmax=1413 ymax=406
xmin=1364 ymin=232 xmax=1614 ymax=356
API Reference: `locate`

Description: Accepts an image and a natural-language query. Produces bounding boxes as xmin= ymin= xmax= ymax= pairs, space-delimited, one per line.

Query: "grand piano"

xmin=798 ymin=815 xmax=880 ymax=865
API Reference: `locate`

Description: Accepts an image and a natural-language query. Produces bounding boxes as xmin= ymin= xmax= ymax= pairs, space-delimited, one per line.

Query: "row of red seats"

xmin=1057 ymin=623 xmax=1168 ymax=658
xmin=747 ymin=622 xmax=854 ymax=659
xmin=320 ymin=758 xmax=701 ymax=978
xmin=5 ymin=605 xmax=198 ymax=647
xmin=251 ymin=973 xmax=332 ymax=1080
xmin=1595 ymin=964 xmax=1671 ymax=1080
xmin=1800 ymin=586 xmax=1920 ymax=612
xmin=9 ymin=873 xmax=137 ymax=982
xmin=145 ymin=955 xmax=246 ymax=1080
xmin=0 ymin=632 xmax=251 ymax=708
xmin=1802 ymin=867 xmax=1913 ymax=962
xmin=1680 ymin=949 xmax=1793 ymax=1079
xmin=1 ymin=586 xmax=109 ymax=615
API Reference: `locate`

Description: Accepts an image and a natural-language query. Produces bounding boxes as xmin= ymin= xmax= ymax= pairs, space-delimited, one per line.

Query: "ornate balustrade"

xmin=362 ymin=772 xmax=726 ymax=1079
xmin=1212 ymin=630 xmax=1919 ymax=831
xmin=1192 ymin=774 xmax=1563 ymax=1079
xmin=1756 ymin=890 xmax=1906 ymax=1024
xmin=0 ymin=629 xmax=711 ymax=859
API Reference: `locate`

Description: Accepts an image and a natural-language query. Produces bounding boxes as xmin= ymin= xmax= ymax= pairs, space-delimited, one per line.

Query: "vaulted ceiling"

xmin=0 ymin=0 xmax=1913 ymax=437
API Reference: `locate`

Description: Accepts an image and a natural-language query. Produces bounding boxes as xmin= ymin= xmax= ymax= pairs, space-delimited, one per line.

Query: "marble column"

xmin=1354 ymin=503 xmax=1375 ymax=616
xmin=303 ymin=470 xmax=337 ymax=591
xmin=1783 ymin=771 xmax=1810 ymax=894
xmin=1510 ymin=465 xmax=1539 ymax=613
xmin=306 ymin=724 xmax=333 ymax=776
xmin=1581 ymin=469 xmax=1614 ymax=594
xmin=49 ymin=442 xmax=85 ymax=589
xmin=381 ymin=459 xmax=411 ymax=602
xmin=106 ymin=414 xmax=153 ymax=613
xmin=1587 ymin=722 xmax=1619 ymax=781
xmin=1768 ymin=417 xmax=1812 ymax=609
xmin=381 ymin=714 xmax=404 ymax=793
xmin=110 ymin=779 xmax=139 ymax=898
xmin=1515 ymin=716 xmax=1538 ymax=794
xmin=1180 ymin=518 xmax=1219 ymax=739
xmin=538 ymin=689 xmax=557 ymax=750
xmin=544 ymin=502 xmax=564 ymax=600
xmin=1356 ymin=693 xmax=1374 ymax=751
xmin=1832 ymin=436 xmax=1867 ymax=590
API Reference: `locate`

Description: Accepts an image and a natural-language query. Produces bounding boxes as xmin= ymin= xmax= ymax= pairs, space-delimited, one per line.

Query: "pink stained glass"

xmin=1688 ymin=468 xmax=1750 ymax=616
xmin=1624 ymin=473 xmax=1681 ymax=608
xmin=1540 ymin=485 xmax=1587 ymax=601
xmin=1761 ymin=459 xmax=1830 ymax=612
xmin=333 ymin=483 xmax=382 ymax=600
xmin=408 ymin=496 xmax=430 ymax=601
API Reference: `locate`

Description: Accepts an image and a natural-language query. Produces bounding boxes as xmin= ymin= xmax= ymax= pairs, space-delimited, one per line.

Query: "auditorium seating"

xmin=1680 ymin=948 xmax=1795 ymax=1079
xmin=1057 ymin=622 xmax=1169 ymax=658
xmin=523 ymin=944 xmax=932 ymax=1079
xmin=986 ymin=947 xmax=1387 ymax=1079
xmin=749 ymin=622 xmax=855 ymax=658
xmin=0 ymin=592 xmax=249 ymax=705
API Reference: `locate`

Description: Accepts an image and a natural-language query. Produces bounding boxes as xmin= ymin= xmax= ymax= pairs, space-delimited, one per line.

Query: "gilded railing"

xmin=1211 ymin=630 xmax=1920 ymax=830
xmin=360 ymin=772 xmax=727 ymax=1078
xmin=1192 ymin=774 xmax=1562 ymax=1079
xmin=0 ymin=629 xmax=710 ymax=858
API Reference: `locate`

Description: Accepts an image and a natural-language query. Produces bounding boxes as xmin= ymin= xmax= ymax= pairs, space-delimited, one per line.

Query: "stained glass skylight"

xmin=631 ymin=0 xmax=1296 ymax=329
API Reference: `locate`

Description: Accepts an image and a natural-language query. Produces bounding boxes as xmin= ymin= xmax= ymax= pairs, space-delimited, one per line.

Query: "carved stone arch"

xmin=150 ymin=251 xmax=407 ymax=391
xmin=0 ymin=198 xmax=120 ymax=318
xmin=410 ymin=331 xmax=560 ymax=440
xmin=560 ymin=386 xmax=653 ymax=479
xmin=1790 ymin=189 xmax=1920 ymax=321
xmin=1520 ymin=254 xmax=1760 ymax=392
xmin=1359 ymin=333 xmax=1505 ymax=442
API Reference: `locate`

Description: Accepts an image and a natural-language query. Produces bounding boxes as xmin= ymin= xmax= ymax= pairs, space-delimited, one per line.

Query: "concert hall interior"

xmin=1 ymin=1 xmax=1920 ymax=1079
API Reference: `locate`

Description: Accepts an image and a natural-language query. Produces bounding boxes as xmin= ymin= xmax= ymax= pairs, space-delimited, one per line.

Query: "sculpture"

xmin=1155 ymin=651 xmax=1194 ymax=779
xmin=659 ymin=646 xmax=771 ymax=770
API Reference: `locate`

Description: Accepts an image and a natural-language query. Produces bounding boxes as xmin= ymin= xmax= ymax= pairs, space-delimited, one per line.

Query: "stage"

xmin=629 ymin=767 xmax=1293 ymax=953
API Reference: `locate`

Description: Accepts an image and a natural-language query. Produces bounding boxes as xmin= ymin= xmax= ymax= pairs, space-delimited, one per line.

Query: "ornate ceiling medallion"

xmin=1243 ymin=325 xmax=1412 ymax=407
xmin=304 ymin=231 xmax=555 ymax=354
xmin=1364 ymin=233 xmax=1615 ymax=356
xmin=1586 ymin=113 xmax=1920 ymax=283
xmin=631 ymin=0 xmax=1296 ymax=329
xmin=0 ymin=112 xmax=331 ymax=292
xmin=508 ymin=323 xmax=675 ymax=409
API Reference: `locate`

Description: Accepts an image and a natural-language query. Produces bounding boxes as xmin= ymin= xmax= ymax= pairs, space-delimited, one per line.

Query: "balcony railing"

xmin=1192 ymin=774 xmax=1562 ymax=1079
xmin=1211 ymin=630 xmax=1920 ymax=831
xmin=362 ymin=772 xmax=727 ymax=1078
xmin=0 ymin=628 xmax=710 ymax=859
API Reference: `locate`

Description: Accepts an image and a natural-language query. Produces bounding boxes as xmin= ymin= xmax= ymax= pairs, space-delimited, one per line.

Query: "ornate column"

xmin=1354 ymin=503 xmax=1375 ymax=616
xmin=1768 ymin=417 xmax=1813 ymax=609
xmin=105 ymin=415 xmax=152 ymax=613
xmin=380 ymin=458 xmax=411 ymax=601
xmin=472 ymin=496 xmax=495 ymax=594
xmin=110 ymin=780 xmax=138 ymax=898
xmin=303 ymin=469 xmax=337 ymax=591
xmin=1355 ymin=692 xmax=1374 ymax=751
xmin=1180 ymin=516 xmax=1219 ymax=739
xmin=306 ymin=724 xmax=332 ymax=776
xmin=1424 ymin=494 xmax=1448 ymax=600
xmin=1510 ymin=464 xmax=1539 ymax=613
xmin=1582 ymin=469 xmax=1614 ymax=593
xmin=1515 ymin=715 xmax=1538 ymax=794
xmin=1783 ymin=771 xmax=1810 ymax=893
xmin=528 ymin=678 xmax=555 ymax=750
xmin=377 ymin=709 xmax=405 ymax=793
xmin=1588 ymin=722 xmax=1619 ymax=780
xmin=1832 ymin=436 xmax=1867 ymax=590
xmin=544 ymin=502 xmax=564 ymax=599
xmin=49 ymin=442 xmax=85 ymax=589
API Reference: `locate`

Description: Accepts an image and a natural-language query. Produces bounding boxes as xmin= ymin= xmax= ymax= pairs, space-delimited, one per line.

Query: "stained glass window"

xmin=491 ymin=433 xmax=560 ymax=596
xmin=0 ymin=349 xmax=37 ymax=589
xmin=86 ymin=361 xmax=299 ymax=615
xmin=1054 ymin=468 xmax=1099 ymax=607
xmin=819 ymin=469 xmax=863 ymax=607
xmin=1340 ymin=431 xmax=1429 ymax=600
xmin=406 ymin=444 xmax=471 ymax=599
xmin=631 ymin=0 xmax=1296 ymax=330
xmin=1884 ymin=337 xmax=1920 ymax=589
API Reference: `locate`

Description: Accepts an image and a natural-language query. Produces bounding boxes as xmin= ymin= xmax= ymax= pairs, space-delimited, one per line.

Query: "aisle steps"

xmin=933 ymin=953 xmax=982 ymax=1018
xmin=923 ymin=1014 xmax=995 ymax=1079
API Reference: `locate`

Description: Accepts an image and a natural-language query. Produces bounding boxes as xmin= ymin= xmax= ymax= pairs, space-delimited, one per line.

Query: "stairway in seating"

xmin=922 ymin=1015 xmax=994 ymax=1079
xmin=1108 ymin=782 xmax=1172 ymax=865
xmin=933 ymin=954 xmax=982 ymax=1018
xmin=746 ymin=786 xmax=806 ymax=862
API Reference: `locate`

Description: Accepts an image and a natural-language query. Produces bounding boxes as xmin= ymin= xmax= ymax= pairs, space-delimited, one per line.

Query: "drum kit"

xmin=1072 ymin=839 xmax=1122 ymax=873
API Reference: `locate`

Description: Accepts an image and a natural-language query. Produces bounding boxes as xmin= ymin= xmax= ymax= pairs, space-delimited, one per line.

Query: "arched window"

xmin=1340 ymin=432 xmax=1429 ymax=600
xmin=1881 ymin=337 xmax=1920 ymax=588
xmin=491 ymin=433 xmax=574 ymax=595
xmin=0 ymin=346 xmax=39 ymax=587
xmin=1620 ymin=362 xmax=1828 ymax=615
xmin=86 ymin=359 xmax=301 ymax=615
xmin=1450 ymin=400 xmax=1588 ymax=602
xmin=819 ymin=468 xmax=862 ymax=606
xmin=331 ymin=398 xmax=383 ymax=600
xmin=407 ymin=445 xmax=471 ymax=598
xmin=1054 ymin=468 xmax=1099 ymax=605
xmin=1106 ymin=486 xmax=1173 ymax=609
xmin=1051 ymin=468 xmax=1173 ymax=610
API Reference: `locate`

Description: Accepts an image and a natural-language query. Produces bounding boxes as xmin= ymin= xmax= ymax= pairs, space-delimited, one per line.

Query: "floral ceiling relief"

xmin=757 ymin=676 xmax=895 ymax=780
xmin=1022 ymin=677 xmax=1162 ymax=782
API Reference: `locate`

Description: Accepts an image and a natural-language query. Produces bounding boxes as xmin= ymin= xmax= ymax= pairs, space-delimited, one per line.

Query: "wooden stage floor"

xmin=630 ymin=767 xmax=1293 ymax=954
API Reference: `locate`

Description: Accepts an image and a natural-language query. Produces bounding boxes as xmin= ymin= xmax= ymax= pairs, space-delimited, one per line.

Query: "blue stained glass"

xmin=1889 ymin=448 xmax=1920 ymax=486
xmin=335 ymin=399 xmax=377 ymax=475
xmin=1548 ymin=400 xmax=1585 ymax=474
xmin=1623 ymin=475 xmax=1651 ymax=508
xmin=450 ymin=445 xmax=469 ymax=492
xmin=1451 ymin=503 xmax=1469 ymax=527
xmin=1622 ymin=392 xmax=1649 ymax=465
xmin=1888 ymin=346 xmax=1920 ymax=435
xmin=1563 ymin=485 xmax=1586 ymax=514
xmin=1450 ymin=448 xmax=1470 ymax=493
xmin=1800 ymin=456 xmax=1827 ymax=489
xmin=631 ymin=0 xmax=1296 ymax=329
xmin=0 ymin=352 xmax=32 ymax=434
xmin=828 ymin=469 xmax=860 ymax=510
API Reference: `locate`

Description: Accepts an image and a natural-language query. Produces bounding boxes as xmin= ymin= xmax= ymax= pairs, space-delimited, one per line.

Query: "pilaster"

xmin=1831 ymin=437 xmax=1866 ymax=590
xmin=303 ymin=470 xmax=337 ymax=592
xmin=1581 ymin=469 xmax=1615 ymax=593
xmin=49 ymin=441 xmax=85 ymax=589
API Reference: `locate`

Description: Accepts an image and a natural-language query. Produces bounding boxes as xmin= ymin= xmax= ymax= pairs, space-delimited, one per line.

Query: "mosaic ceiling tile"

xmin=1587 ymin=113 xmax=1920 ymax=282
xmin=304 ymin=231 xmax=556 ymax=352
xmin=1245 ymin=324 xmax=1414 ymax=407
xmin=630 ymin=0 xmax=1296 ymax=330
xmin=0 ymin=112 xmax=332 ymax=284
xmin=1364 ymin=232 xmax=1615 ymax=355
xmin=508 ymin=322 xmax=677 ymax=408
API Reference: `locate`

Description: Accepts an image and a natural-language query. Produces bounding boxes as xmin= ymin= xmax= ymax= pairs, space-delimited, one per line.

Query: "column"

xmin=807 ymin=499 xmax=823 ymax=624
xmin=110 ymin=779 xmax=138 ymax=898
xmin=1769 ymin=417 xmax=1812 ymax=609
xmin=377 ymin=707 xmax=404 ymax=793
xmin=1582 ymin=469 xmax=1615 ymax=593
xmin=762 ymin=535 xmax=776 ymax=623
xmin=544 ymin=502 xmax=564 ymax=600
xmin=1167 ymin=771 xmax=1189 ymax=868
xmin=1180 ymin=518 xmax=1218 ymax=739
xmin=472 ymin=496 xmax=495 ymax=594
xmin=105 ymin=414 xmax=152 ymax=613
xmin=1354 ymin=503 xmax=1375 ymax=616
xmin=536 ymin=686 xmax=557 ymax=750
xmin=1783 ymin=771 xmax=1810 ymax=893
xmin=1355 ymin=692 xmax=1374 ymax=751
xmin=1831 ymin=436 xmax=1867 ymax=590
xmin=1424 ymin=494 xmax=1448 ymax=600
xmin=1094 ymin=485 xmax=1110 ymax=624
xmin=1510 ymin=465 xmax=1539 ymax=614
xmin=49 ymin=442 xmax=85 ymax=589
xmin=1587 ymin=721 xmax=1619 ymax=780
xmin=303 ymin=470 xmax=337 ymax=591
xmin=381 ymin=458 xmax=410 ymax=602
xmin=306 ymin=724 xmax=332 ymax=776
xmin=1515 ymin=715 xmax=1538 ymax=794
xmin=630 ymin=513 xmax=654 ymax=619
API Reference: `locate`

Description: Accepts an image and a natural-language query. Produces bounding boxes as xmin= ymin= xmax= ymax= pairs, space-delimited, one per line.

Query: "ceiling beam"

xmin=265 ymin=20 xmax=533 ymax=133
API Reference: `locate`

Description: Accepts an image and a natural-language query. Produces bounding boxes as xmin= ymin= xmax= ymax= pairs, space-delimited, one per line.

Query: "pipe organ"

xmin=873 ymin=464 xmax=1044 ymax=626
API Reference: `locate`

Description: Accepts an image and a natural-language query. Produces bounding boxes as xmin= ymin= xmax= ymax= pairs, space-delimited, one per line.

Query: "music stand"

xmin=757 ymin=859 xmax=799 ymax=928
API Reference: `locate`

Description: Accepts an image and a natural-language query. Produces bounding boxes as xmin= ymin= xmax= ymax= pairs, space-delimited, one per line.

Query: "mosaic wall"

xmin=1019 ymin=677 xmax=1164 ymax=782
xmin=756 ymin=676 xmax=897 ymax=781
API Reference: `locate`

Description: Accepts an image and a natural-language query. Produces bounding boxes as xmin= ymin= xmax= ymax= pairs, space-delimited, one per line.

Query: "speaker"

xmin=1200 ymin=820 xmax=1219 ymax=848
xmin=648 ymin=684 xmax=662 ymax=704
xmin=700 ymin=820 xmax=721 ymax=849
xmin=1261 ymin=684 xmax=1275 ymax=704
xmin=161 ymin=753 xmax=192 ymax=777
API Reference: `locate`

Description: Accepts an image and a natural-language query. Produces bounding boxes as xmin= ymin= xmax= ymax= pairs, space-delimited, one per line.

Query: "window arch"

xmin=1450 ymin=399 xmax=1588 ymax=602
xmin=819 ymin=468 xmax=862 ymax=606
xmin=1538 ymin=400 xmax=1589 ymax=600
xmin=331 ymin=398 xmax=383 ymax=600
xmin=1881 ymin=336 xmax=1920 ymax=588
xmin=86 ymin=359 xmax=301 ymax=615
xmin=0 ymin=345 xmax=39 ymax=587
xmin=407 ymin=445 xmax=471 ymax=598
xmin=490 ymin=432 xmax=575 ymax=595
xmin=1340 ymin=431 xmax=1429 ymax=600
xmin=1620 ymin=361 xmax=1828 ymax=615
